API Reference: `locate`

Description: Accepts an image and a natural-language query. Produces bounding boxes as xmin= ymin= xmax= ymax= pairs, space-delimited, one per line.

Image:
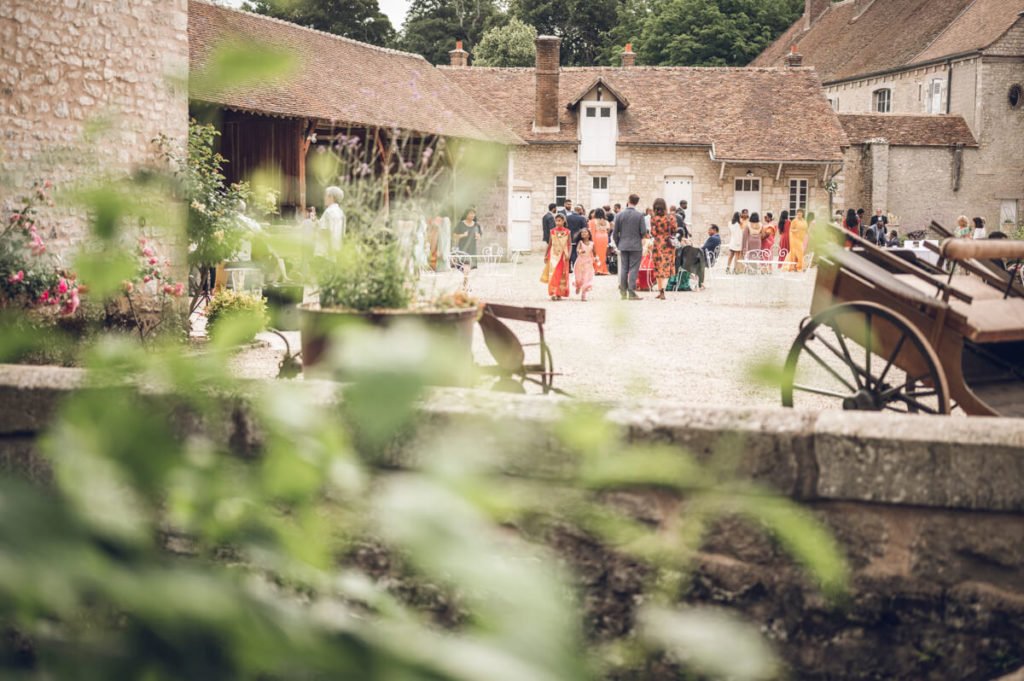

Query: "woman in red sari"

xmin=541 ymin=213 xmax=571 ymax=300
xmin=776 ymin=210 xmax=791 ymax=266
xmin=590 ymin=207 xmax=611 ymax=275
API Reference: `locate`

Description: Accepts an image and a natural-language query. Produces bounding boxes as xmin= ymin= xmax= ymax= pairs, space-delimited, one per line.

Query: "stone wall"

xmin=824 ymin=51 xmax=1024 ymax=234
xmin=510 ymin=145 xmax=837 ymax=251
xmin=2 ymin=366 xmax=1022 ymax=680
xmin=0 ymin=0 xmax=189 ymax=263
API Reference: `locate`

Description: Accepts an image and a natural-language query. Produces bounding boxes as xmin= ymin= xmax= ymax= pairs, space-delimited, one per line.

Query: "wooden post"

xmin=298 ymin=119 xmax=316 ymax=212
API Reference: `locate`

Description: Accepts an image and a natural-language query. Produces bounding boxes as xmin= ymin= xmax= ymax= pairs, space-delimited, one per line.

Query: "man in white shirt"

xmin=318 ymin=186 xmax=346 ymax=256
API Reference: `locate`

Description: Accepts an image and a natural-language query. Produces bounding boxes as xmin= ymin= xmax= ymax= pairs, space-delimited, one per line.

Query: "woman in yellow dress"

xmin=541 ymin=213 xmax=571 ymax=299
xmin=783 ymin=209 xmax=808 ymax=271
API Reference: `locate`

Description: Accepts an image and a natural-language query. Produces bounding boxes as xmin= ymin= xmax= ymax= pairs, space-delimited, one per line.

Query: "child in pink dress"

xmin=574 ymin=227 xmax=597 ymax=301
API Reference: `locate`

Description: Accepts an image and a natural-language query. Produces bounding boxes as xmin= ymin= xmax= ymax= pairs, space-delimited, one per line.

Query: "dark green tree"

xmin=639 ymin=0 xmax=803 ymax=66
xmin=398 ymin=0 xmax=506 ymax=65
xmin=595 ymin=0 xmax=652 ymax=65
xmin=509 ymin=0 xmax=619 ymax=66
xmin=242 ymin=0 xmax=396 ymax=47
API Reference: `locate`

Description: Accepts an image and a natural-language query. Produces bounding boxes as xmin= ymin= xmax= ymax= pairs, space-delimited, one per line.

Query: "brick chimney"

xmin=621 ymin=43 xmax=636 ymax=67
xmin=449 ymin=41 xmax=468 ymax=68
xmin=785 ymin=45 xmax=803 ymax=68
xmin=533 ymin=35 xmax=561 ymax=133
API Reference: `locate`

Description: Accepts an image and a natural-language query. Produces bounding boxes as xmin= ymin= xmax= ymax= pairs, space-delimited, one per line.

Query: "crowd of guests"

xmin=542 ymin=195 xmax=722 ymax=300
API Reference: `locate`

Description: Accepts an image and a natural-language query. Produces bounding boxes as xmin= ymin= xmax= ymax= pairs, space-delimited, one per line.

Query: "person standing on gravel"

xmin=612 ymin=193 xmax=647 ymax=299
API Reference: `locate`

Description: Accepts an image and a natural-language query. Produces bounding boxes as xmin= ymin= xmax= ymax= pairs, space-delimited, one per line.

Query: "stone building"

xmin=442 ymin=40 xmax=848 ymax=251
xmin=753 ymin=0 xmax=1024 ymax=235
xmin=1 ymin=0 xmax=189 ymax=258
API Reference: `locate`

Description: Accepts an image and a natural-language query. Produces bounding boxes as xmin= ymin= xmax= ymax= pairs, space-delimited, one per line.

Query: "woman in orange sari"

xmin=590 ymin=207 xmax=611 ymax=275
xmin=783 ymin=209 xmax=808 ymax=271
xmin=541 ymin=213 xmax=571 ymax=299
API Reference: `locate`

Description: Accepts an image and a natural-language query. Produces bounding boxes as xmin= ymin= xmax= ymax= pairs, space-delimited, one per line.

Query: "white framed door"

xmin=733 ymin=177 xmax=761 ymax=216
xmin=664 ymin=176 xmax=693 ymax=214
xmin=509 ymin=191 xmax=532 ymax=251
xmin=591 ymin=176 xmax=609 ymax=209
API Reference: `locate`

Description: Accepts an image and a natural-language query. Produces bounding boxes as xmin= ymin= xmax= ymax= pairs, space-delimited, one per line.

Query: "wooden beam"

xmin=298 ymin=119 xmax=315 ymax=211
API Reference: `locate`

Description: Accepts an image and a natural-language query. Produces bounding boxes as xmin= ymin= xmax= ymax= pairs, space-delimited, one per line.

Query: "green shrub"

xmin=316 ymin=232 xmax=412 ymax=311
xmin=205 ymin=289 xmax=267 ymax=343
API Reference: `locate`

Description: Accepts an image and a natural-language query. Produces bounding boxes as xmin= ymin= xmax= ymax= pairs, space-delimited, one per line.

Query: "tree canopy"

xmin=242 ymin=0 xmax=396 ymax=47
xmin=509 ymin=0 xmax=620 ymax=66
xmin=473 ymin=17 xmax=538 ymax=67
xmin=398 ymin=0 xmax=506 ymax=65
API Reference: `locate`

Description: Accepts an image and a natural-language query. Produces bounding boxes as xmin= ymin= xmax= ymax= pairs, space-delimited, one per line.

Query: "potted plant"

xmin=297 ymin=129 xmax=483 ymax=384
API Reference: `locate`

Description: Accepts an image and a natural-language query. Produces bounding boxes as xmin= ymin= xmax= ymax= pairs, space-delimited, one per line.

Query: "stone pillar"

xmin=449 ymin=41 xmax=468 ymax=68
xmin=621 ymin=43 xmax=636 ymax=67
xmin=533 ymin=36 xmax=561 ymax=133
xmin=870 ymin=141 xmax=889 ymax=214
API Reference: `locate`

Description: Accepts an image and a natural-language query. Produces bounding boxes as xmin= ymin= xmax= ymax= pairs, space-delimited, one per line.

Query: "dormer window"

xmin=873 ymin=88 xmax=891 ymax=113
xmin=580 ymin=102 xmax=616 ymax=165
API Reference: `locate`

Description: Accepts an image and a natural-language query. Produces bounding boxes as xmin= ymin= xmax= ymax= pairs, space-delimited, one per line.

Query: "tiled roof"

xmin=440 ymin=66 xmax=847 ymax=162
xmin=751 ymin=0 xmax=1024 ymax=82
xmin=839 ymin=113 xmax=979 ymax=146
xmin=187 ymin=0 xmax=521 ymax=145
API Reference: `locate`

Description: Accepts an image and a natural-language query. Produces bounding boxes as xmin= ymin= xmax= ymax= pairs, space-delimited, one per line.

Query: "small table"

xmin=223 ymin=262 xmax=264 ymax=294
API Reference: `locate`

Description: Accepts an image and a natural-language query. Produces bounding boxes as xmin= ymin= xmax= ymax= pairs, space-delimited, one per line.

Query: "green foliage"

xmin=399 ymin=0 xmax=505 ymax=65
xmin=316 ymin=233 xmax=413 ymax=311
xmin=205 ymin=289 xmax=268 ymax=343
xmin=473 ymin=18 xmax=538 ymax=66
xmin=155 ymin=120 xmax=249 ymax=269
xmin=510 ymin=0 xmax=619 ymax=66
xmin=243 ymin=0 xmax=396 ymax=47
xmin=639 ymin=0 xmax=803 ymax=66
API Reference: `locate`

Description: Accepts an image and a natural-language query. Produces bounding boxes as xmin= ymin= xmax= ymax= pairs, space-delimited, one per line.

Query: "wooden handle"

xmin=940 ymin=238 xmax=1024 ymax=260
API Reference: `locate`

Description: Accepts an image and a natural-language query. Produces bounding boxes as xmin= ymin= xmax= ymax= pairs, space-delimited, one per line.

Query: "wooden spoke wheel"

xmin=782 ymin=301 xmax=950 ymax=414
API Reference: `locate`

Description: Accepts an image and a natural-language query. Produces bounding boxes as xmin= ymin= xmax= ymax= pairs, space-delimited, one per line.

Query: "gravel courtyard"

xmin=237 ymin=255 xmax=829 ymax=409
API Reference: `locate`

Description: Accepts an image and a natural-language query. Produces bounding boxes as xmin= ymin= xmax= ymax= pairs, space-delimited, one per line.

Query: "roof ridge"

xmin=910 ymin=0 xmax=979 ymax=63
xmin=839 ymin=112 xmax=963 ymax=118
xmin=442 ymin=64 xmax=816 ymax=73
xmin=193 ymin=0 xmax=428 ymax=62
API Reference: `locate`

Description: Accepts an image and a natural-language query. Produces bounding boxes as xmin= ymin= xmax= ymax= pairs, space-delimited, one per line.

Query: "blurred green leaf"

xmin=191 ymin=40 xmax=298 ymax=97
xmin=639 ymin=605 xmax=780 ymax=681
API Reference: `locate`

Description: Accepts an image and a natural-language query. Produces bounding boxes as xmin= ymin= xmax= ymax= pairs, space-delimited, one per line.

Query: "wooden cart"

xmin=781 ymin=223 xmax=1024 ymax=416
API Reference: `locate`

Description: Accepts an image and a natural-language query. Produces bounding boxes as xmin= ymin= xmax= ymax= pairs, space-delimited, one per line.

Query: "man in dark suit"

xmin=674 ymin=200 xmax=689 ymax=239
xmin=869 ymin=208 xmax=888 ymax=229
xmin=612 ymin=193 xmax=647 ymax=299
xmin=566 ymin=204 xmax=587 ymax=271
xmin=542 ymin=203 xmax=556 ymax=245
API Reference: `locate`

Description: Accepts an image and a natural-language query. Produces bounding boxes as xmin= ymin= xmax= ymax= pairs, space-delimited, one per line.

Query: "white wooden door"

xmin=509 ymin=191 xmax=532 ymax=251
xmin=664 ymin=176 xmax=693 ymax=214
xmin=579 ymin=103 xmax=616 ymax=165
xmin=733 ymin=177 xmax=761 ymax=216
xmin=591 ymin=176 xmax=609 ymax=209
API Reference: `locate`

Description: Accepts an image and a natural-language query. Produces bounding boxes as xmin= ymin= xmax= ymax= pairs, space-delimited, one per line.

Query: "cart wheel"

xmin=781 ymin=301 xmax=950 ymax=414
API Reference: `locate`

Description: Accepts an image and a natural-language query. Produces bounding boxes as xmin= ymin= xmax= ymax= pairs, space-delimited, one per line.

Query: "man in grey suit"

xmin=612 ymin=193 xmax=647 ymax=299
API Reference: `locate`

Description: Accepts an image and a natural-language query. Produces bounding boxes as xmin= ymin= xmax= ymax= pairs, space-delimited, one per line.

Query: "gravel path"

xmin=234 ymin=255 xmax=832 ymax=409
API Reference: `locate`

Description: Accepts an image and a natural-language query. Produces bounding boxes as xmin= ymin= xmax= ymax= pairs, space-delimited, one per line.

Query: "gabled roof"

xmin=839 ymin=113 xmax=979 ymax=146
xmin=187 ymin=0 xmax=521 ymax=145
xmin=567 ymin=76 xmax=630 ymax=110
xmin=440 ymin=66 xmax=846 ymax=162
xmin=751 ymin=0 xmax=1024 ymax=83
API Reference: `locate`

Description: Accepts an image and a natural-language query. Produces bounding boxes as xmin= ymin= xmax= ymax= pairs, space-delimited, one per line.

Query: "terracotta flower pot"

xmin=298 ymin=303 xmax=480 ymax=385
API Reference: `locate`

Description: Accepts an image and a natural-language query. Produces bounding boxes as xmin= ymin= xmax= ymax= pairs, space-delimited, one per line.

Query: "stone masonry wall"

xmin=0 ymin=0 xmax=189 ymax=265
xmin=511 ymin=145 xmax=837 ymax=251
xmin=824 ymin=52 xmax=1024 ymax=234
xmin=1 ymin=368 xmax=1023 ymax=681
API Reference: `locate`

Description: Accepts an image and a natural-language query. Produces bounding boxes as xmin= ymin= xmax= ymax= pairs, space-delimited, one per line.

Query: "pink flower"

xmin=40 ymin=290 xmax=49 ymax=303
xmin=36 ymin=188 xmax=45 ymax=196
xmin=142 ymin=248 xmax=153 ymax=257
xmin=143 ymin=275 xmax=151 ymax=283
xmin=148 ymin=257 xmax=157 ymax=265
xmin=173 ymin=282 xmax=184 ymax=297
xmin=162 ymin=284 xmax=173 ymax=295
xmin=48 ymin=297 xmax=57 ymax=306
xmin=44 ymin=181 xmax=51 ymax=189
xmin=7 ymin=270 xmax=24 ymax=283
xmin=123 ymin=281 xmax=133 ymax=293
xmin=58 ymin=278 xmax=68 ymax=294
xmin=139 ymin=238 xmax=147 ymax=246
xmin=10 ymin=213 xmax=20 ymax=222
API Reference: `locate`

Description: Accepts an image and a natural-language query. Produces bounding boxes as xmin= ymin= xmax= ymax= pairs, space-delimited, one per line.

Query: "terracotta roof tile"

xmin=914 ymin=0 xmax=1024 ymax=63
xmin=187 ymin=0 xmax=521 ymax=145
xmin=749 ymin=0 xmax=1017 ymax=82
xmin=838 ymin=113 xmax=978 ymax=146
xmin=440 ymin=65 xmax=846 ymax=162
